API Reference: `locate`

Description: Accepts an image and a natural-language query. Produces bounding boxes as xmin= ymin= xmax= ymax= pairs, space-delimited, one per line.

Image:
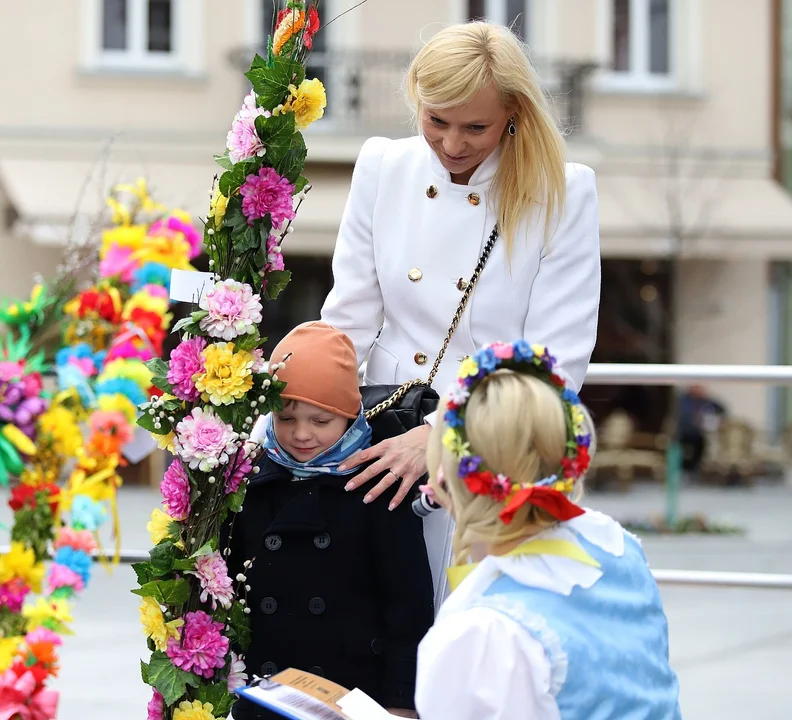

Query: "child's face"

xmin=272 ymin=401 xmax=349 ymax=461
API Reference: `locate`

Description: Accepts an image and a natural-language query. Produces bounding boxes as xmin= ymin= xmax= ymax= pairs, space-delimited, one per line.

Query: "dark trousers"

xmin=680 ymin=428 xmax=705 ymax=472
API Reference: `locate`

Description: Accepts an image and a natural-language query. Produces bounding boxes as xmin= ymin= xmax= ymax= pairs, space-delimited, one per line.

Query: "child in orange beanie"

xmin=227 ymin=322 xmax=433 ymax=720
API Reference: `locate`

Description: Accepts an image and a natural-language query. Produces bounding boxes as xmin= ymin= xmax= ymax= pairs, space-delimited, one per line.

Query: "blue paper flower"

xmin=562 ymin=389 xmax=580 ymax=405
xmin=53 ymin=546 xmax=93 ymax=586
xmin=95 ymin=377 xmax=147 ymax=408
xmin=56 ymin=364 xmax=95 ymax=408
xmin=131 ymin=262 xmax=171 ymax=293
xmin=512 ymin=340 xmax=534 ymax=362
xmin=444 ymin=409 xmax=464 ymax=428
xmin=71 ymin=495 xmax=108 ymax=532
xmin=475 ymin=347 xmax=498 ymax=372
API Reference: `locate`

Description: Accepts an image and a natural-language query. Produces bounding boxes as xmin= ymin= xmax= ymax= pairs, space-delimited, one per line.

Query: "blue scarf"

xmin=263 ymin=406 xmax=373 ymax=479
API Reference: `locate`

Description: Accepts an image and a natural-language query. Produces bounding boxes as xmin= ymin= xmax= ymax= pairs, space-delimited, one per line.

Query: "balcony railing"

xmin=228 ymin=48 xmax=597 ymax=138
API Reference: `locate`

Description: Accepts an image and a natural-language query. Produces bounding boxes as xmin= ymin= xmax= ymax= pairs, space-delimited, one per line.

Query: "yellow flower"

xmin=38 ymin=405 xmax=83 ymax=458
xmin=531 ymin=344 xmax=547 ymax=359
xmin=100 ymin=357 xmax=154 ymax=390
xmin=173 ymin=699 xmax=217 ymax=720
xmin=208 ymin=187 xmax=228 ymax=230
xmin=156 ymin=430 xmax=175 ymax=453
xmin=273 ymin=9 xmax=305 ymax=55
xmin=285 ymin=78 xmax=327 ymax=130
xmin=100 ymin=225 xmax=147 ymax=256
xmin=23 ymin=597 xmax=73 ymax=633
xmin=135 ymin=232 xmax=193 ymax=271
xmin=98 ymin=393 xmax=139 ymax=425
xmin=458 ymin=357 xmax=479 ymax=378
xmin=0 ymin=542 xmax=46 ymax=592
xmin=139 ymin=597 xmax=184 ymax=651
xmin=0 ymin=637 xmax=23 ymax=673
xmin=194 ymin=342 xmax=255 ymax=406
xmin=148 ymin=507 xmax=176 ymax=545
xmin=122 ymin=292 xmax=171 ymax=329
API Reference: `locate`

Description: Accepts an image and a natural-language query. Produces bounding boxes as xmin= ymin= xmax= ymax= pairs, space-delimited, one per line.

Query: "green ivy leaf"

xmin=234 ymin=333 xmax=261 ymax=352
xmin=235 ymin=225 xmax=260 ymax=253
xmin=264 ymin=269 xmax=292 ymax=300
xmin=147 ymin=651 xmax=201 ymax=706
xmin=140 ymin=659 xmax=150 ymax=685
xmin=293 ymin=175 xmax=309 ymax=194
xmin=213 ymin=404 xmax=234 ymax=425
xmin=227 ymin=485 xmax=247 ymax=514
xmin=137 ymin=412 xmax=170 ymax=436
xmin=214 ymin=152 xmax=234 ymax=171
xmin=190 ymin=539 xmax=217 ymax=559
xmin=274 ymin=135 xmax=307 ymax=184
xmin=219 ymin=160 xmax=258 ymax=197
xmin=151 ymin=375 xmax=175 ymax=395
xmin=254 ymin=113 xmax=297 ymax=169
xmin=131 ymin=578 xmax=191 ymax=606
xmin=245 ymin=56 xmax=305 ymax=109
xmin=172 ymin=316 xmax=201 ymax=335
xmin=193 ymin=682 xmax=236 ymax=717
xmin=149 ymin=541 xmax=177 ymax=577
xmin=227 ymin=601 xmax=252 ymax=651
xmin=132 ymin=561 xmax=154 ymax=586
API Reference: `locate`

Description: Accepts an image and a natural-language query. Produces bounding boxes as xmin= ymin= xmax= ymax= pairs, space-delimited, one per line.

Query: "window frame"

xmin=597 ymin=0 xmax=678 ymax=92
xmin=466 ymin=0 xmax=534 ymax=44
xmin=81 ymin=0 xmax=202 ymax=75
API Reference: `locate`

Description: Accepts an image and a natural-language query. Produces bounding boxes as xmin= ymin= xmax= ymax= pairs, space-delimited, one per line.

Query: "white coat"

xmin=321 ymin=135 xmax=601 ymax=606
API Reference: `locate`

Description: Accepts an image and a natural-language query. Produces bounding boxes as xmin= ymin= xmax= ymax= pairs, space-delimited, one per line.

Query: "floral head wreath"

xmin=442 ymin=340 xmax=591 ymax=525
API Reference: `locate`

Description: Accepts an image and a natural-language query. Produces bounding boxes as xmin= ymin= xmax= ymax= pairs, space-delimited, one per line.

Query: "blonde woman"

xmin=414 ymin=340 xmax=681 ymax=720
xmin=321 ymin=22 xmax=600 ymax=605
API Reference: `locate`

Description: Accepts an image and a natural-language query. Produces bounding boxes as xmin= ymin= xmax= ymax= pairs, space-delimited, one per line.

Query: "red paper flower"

xmin=304 ymin=5 xmax=320 ymax=50
xmin=77 ymin=289 xmax=121 ymax=323
xmin=464 ymin=471 xmax=494 ymax=496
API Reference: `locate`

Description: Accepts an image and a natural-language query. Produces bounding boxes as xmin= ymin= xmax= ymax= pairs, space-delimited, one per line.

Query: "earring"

xmin=508 ymin=116 xmax=516 ymax=136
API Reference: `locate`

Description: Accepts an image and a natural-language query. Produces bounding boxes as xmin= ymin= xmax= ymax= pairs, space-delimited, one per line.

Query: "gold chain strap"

xmin=365 ymin=225 xmax=500 ymax=420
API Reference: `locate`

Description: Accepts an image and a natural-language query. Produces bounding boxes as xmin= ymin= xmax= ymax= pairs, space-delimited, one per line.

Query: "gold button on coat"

xmin=426 ymin=185 xmax=438 ymax=199
xmin=456 ymin=277 xmax=469 ymax=291
xmin=467 ymin=192 xmax=481 ymax=206
xmin=414 ymin=352 xmax=428 ymax=366
xmin=408 ymin=268 xmax=423 ymax=282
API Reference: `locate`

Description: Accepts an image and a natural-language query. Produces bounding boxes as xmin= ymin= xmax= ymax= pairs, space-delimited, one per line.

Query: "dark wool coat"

xmin=226 ymin=457 xmax=435 ymax=719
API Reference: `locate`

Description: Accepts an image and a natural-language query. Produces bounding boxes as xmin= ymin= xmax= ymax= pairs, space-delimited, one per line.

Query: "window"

xmin=468 ymin=0 xmax=531 ymax=42
xmin=83 ymin=0 xmax=201 ymax=73
xmin=609 ymin=0 xmax=673 ymax=86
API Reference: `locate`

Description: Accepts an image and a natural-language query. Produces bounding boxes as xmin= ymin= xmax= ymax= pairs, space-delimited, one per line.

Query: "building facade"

xmin=1 ymin=0 xmax=790 ymax=436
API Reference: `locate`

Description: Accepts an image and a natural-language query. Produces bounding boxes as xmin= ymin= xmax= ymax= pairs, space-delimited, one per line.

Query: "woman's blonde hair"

xmin=427 ymin=371 xmax=594 ymax=565
xmin=404 ymin=22 xmax=567 ymax=255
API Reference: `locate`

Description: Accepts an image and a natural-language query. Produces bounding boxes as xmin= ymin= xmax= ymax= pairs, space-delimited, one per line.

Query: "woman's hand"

xmin=386 ymin=709 xmax=418 ymax=719
xmin=339 ymin=424 xmax=432 ymax=510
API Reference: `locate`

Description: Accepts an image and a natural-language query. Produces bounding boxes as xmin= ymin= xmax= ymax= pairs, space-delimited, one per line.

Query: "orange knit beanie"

xmin=270 ymin=322 xmax=361 ymax=419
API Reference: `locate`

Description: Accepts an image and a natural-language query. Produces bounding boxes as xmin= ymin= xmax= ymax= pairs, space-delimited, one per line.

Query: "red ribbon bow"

xmin=499 ymin=486 xmax=585 ymax=525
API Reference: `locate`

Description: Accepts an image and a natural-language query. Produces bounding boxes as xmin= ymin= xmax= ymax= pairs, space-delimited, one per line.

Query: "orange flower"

xmin=26 ymin=641 xmax=60 ymax=677
xmin=273 ymin=8 xmax=306 ymax=55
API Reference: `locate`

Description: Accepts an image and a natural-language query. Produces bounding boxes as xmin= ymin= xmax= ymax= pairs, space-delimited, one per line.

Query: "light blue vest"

xmin=473 ymin=531 xmax=682 ymax=720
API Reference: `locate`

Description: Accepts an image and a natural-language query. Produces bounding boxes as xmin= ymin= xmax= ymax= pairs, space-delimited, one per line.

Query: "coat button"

xmin=426 ymin=185 xmax=438 ymax=198
xmin=456 ymin=277 xmax=469 ymax=291
xmin=408 ymin=268 xmax=423 ymax=282
xmin=260 ymin=596 xmax=278 ymax=614
xmin=261 ymin=661 xmax=278 ymax=676
xmin=309 ymin=666 xmax=325 ymax=677
xmin=414 ymin=352 xmax=428 ymax=366
xmin=313 ymin=532 xmax=331 ymax=549
xmin=467 ymin=192 xmax=481 ymax=206
xmin=308 ymin=597 xmax=326 ymax=615
xmin=371 ymin=638 xmax=385 ymax=656
xmin=264 ymin=534 xmax=282 ymax=551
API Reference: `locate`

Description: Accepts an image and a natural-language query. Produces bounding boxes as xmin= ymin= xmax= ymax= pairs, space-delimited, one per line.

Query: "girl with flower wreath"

xmin=413 ymin=340 xmax=681 ymax=720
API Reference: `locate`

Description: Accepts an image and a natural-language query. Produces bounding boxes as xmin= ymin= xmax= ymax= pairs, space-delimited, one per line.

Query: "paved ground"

xmin=2 ymin=480 xmax=791 ymax=719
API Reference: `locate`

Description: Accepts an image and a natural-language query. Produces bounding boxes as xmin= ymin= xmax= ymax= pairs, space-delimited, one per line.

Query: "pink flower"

xmin=147 ymin=689 xmax=164 ymax=720
xmin=250 ymin=348 xmax=267 ymax=374
xmin=186 ymin=550 xmax=234 ymax=610
xmin=100 ymin=245 xmax=138 ymax=282
xmin=161 ymin=458 xmax=191 ymax=520
xmin=225 ymin=451 xmax=252 ymax=495
xmin=173 ymin=406 xmax=239 ymax=472
xmin=167 ymin=337 xmax=207 ymax=402
xmin=68 ymin=356 xmax=98 ymax=376
xmin=46 ymin=564 xmax=85 ymax=595
xmin=264 ymin=235 xmax=285 ymax=272
xmin=491 ymin=343 xmax=515 ymax=360
xmin=166 ymin=216 xmax=202 ymax=259
xmin=228 ymin=652 xmax=249 ymax=693
xmin=54 ymin=528 xmax=97 ymax=554
xmin=106 ymin=339 xmax=155 ymax=363
xmin=20 ymin=373 xmax=44 ymax=398
xmin=0 ymin=579 xmax=29 ymax=613
xmin=142 ymin=284 xmax=170 ymax=300
xmin=491 ymin=474 xmax=512 ymax=502
xmin=226 ymin=92 xmax=270 ymax=164
xmin=25 ymin=628 xmax=63 ymax=647
xmin=198 ymin=279 xmax=263 ymax=341
xmin=240 ymin=167 xmax=295 ymax=227
xmin=0 ymin=361 xmax=23 ymax=382
xmin=166 ymin=611 xmax=230 ymax=679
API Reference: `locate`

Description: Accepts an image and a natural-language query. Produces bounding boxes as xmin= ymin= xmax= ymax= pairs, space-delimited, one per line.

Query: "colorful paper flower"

xmin=70 ymin=495 xmax=108 ymax=532
xmin=226 ymin=91 xmax=270 ymax=164
xmin=94 ymin=377 xmax=148 ymax=408
xmin=22 ymin=597 xmax=73 ymax=633
xmin=167 ymin=336 xmax=207 ymax=402
xmin=172 ymin=699 xmax=217 ymax=720
xmin=139 ymin=597 xmax=184 ymax=652
xmin=161 ymin=458 xmax=191 ymax=520
xmin=132 ymin=262 xmax=172 ymax=293
xmin=0 ymin=579 xmax=30 ymax=614
xmin=285 ymin=78 xmax=327 ymax=130
xmin=198 ymin=279 xmax=263 ymax=341
xmin=99 ymin=244 xmax=138 ymax=282
xmin=53 ymin=528 xmax=98 ymax=555
xmin=45 ymin=564 xmax=85 ymax=596
xmin=166 ymin=611 xmax=229 ymax=679
xmin=173 ymin=407 xmax=239 ymax=472
xmin=240 ymin=167 xmax=295 ymax=227
xmin=208 ymin=187 xmax=228 ymax=230
xmin=186 ymin=551 xmax=234 ymax=610
xmin=0 ymin=543 xmax=45 ymax=594
xmin=194 ymin=343 xmax=255 ymax=406
xmin=147 ymin=689 xmax=165 ymax=720
xmin=225 ymin=451 xmax=252 ymax=495
xmin=52 ymin=548 xmax=92 ymax=587
xmin=227 ymin=652 xmax=248 ymax=693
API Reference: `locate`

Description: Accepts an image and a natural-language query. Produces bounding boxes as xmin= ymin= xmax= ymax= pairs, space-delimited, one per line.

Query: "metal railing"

xmin=227 ymin=48 xmax=598 ymax=137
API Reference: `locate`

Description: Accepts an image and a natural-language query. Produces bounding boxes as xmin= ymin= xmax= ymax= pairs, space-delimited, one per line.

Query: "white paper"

xmin=240 ymin=685 xmax=348 ymax=720
xmin=250 ymin=414 xmax=270 ymax=444
xmin=337 ymin=689 xmax=402 ymax=720
xmin=169 ymin=269 xmax=216 ymax=303
xmin=122 ymin=426 xmax=158 ymax=463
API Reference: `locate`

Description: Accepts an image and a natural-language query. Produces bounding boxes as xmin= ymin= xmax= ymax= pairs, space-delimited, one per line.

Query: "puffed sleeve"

xmin=523 ymin=164 xmax=601 ymax=392
xmin=415 ymin=607 xmax=558 ymax=720
xmin=320 ymin=137 xmax=390 ymax=367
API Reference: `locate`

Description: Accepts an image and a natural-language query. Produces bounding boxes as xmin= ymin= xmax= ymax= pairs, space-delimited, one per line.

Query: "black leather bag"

xmin=361 ymin=383 xmax=440 ymax=444
xmin=360 ymin=225 xmax=499 ymax=443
